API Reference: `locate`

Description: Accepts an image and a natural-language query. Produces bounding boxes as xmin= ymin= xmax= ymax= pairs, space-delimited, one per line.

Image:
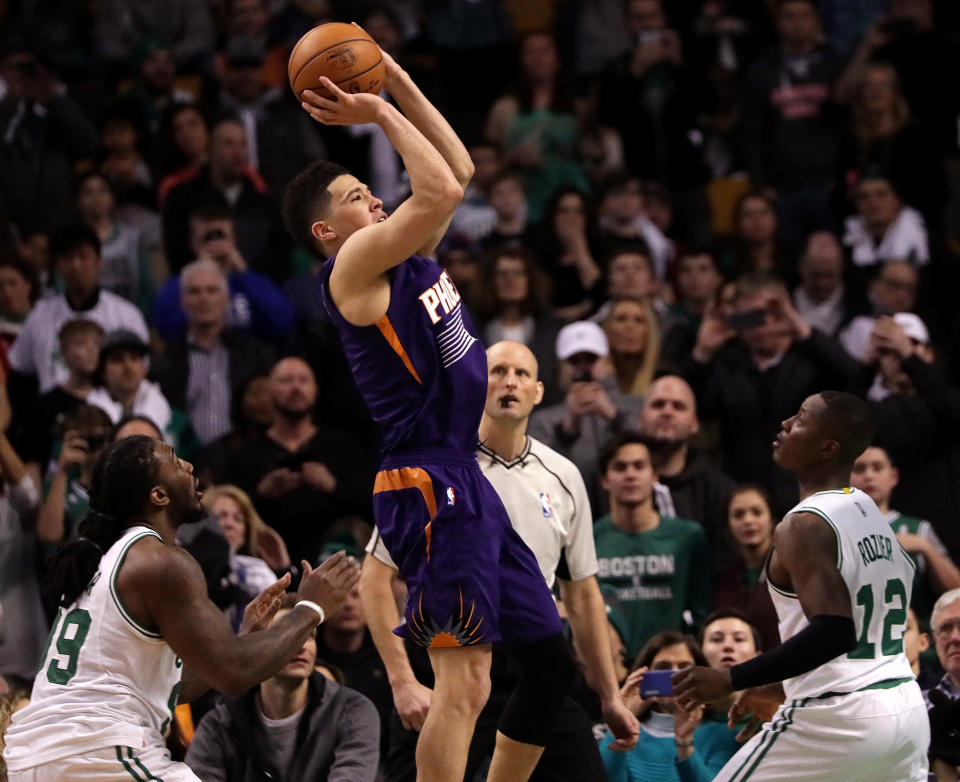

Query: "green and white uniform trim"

xmin=3 ymin=526 xmax=183 ymax=772
xmin=770 ymin=488 xmax=915 ymax=701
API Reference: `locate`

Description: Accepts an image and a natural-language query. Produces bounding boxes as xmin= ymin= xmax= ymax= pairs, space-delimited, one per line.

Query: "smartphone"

xmin=640 ymin=669 xmax=676 ymax=697
xmin=726 ymin=307 xmax=767 ymax=330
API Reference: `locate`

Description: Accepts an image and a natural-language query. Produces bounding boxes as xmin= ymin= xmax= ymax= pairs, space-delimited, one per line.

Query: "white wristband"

xmin=295 ymin=600 xmax=325 ymax=625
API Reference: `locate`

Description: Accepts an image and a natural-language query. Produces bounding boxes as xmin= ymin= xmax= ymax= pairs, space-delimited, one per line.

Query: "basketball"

xmin=288 ymin=22 xmax=385 ymax=102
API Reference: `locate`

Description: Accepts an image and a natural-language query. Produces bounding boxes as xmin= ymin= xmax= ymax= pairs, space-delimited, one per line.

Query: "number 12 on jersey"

xmin=848 ymin=578 xmax=907 ymax=659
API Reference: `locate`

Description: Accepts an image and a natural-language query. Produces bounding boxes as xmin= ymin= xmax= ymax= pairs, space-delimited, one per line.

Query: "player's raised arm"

xmin=299 ymin=79 xmax=462 ymax=297
xmin=376 ymin=45 xmax=474 ymax=255
xmin=128 ymin=546 xmax=359 ymax=696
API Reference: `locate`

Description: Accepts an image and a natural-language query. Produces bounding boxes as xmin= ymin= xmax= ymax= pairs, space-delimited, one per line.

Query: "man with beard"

xmin=636 ymin=375 xmax=736 ymax=568
xmin=2 ymin=435 xmax=361 ymax=781
xmin=229 ymin=357 xmax=372 ymax=563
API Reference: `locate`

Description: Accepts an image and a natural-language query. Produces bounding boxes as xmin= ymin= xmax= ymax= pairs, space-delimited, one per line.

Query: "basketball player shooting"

xmin=672 ymin=392 xmax=929 ymax=781
xmin=282 ymin=40 xmax=586 ymax=782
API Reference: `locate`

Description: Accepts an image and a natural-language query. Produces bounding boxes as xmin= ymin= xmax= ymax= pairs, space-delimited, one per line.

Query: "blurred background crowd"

xmin=1 ymin=0 xmax=960 ymax=779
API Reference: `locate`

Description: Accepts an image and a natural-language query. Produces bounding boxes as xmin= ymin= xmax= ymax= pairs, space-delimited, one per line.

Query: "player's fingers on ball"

xmin=318 ymin=75 xmax=348 ymax=99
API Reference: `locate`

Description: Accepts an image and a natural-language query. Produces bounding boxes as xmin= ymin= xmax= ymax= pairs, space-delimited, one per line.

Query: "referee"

xmin=360 ymin=341 xmax=639 ymax=781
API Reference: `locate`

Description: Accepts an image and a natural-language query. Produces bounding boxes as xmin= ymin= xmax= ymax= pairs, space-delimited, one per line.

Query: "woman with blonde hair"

xmin=603 ymin=298 xmax=660 ymax=398
xmin=842 ymin=61 xmax=945 ymax=226
xmin=202 ymin=484 xmax=291 ymax=629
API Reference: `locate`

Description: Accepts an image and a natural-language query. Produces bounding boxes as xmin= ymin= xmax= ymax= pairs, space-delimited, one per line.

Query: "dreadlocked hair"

xmin=43 ymin=435 xmax=161 ymax=607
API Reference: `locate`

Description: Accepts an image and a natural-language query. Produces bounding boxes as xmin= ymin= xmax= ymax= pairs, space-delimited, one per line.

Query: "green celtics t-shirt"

xmin=41 ymin=470 xmax=90 ymax=554
xmin=594 ymin=514 xmax=711 ymax=660
xmin=886 ymin=510 xmax=949 ymax=619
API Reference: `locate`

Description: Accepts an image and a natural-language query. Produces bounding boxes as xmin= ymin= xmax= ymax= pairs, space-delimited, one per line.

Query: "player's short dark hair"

xmin=281 ymin=160 xmax=351 ymax=257
xmin=51 ymin=223 xmax=100 ymax=261
xmin=599 ymin=431 xmax=654 ymax=475
xmin=702 ymin=608 xmax=763 ymax=653
xmin=43 ymin=435 xmax=162 ymax=607
xmin=817 ymin=390 xmax=875 ymax=466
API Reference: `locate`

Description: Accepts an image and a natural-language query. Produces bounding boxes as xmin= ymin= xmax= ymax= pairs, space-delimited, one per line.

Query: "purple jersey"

xmin=319 ymin=253 xmax=486 ymax=455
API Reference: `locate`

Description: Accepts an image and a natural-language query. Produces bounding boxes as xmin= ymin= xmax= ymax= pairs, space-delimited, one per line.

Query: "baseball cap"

xmin=99 ymin=329 xmax=149 ymax=360
xmin=893 ymin=312 xmax=929 ymax=344
xmin=556 ymin=321 xmax=609 ymax=360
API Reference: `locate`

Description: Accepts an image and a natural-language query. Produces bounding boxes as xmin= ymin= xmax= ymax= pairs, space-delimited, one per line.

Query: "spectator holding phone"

xmin=17 ymin=319 xmax=102 ymax=478
xmin=600 ymin=628 xmax=746 ymax=782
xmin=681 ymin=272 xmax=858 ymax=516
xmin=34 ymin=404 xmax=112 ymax=552
xmin=153 ymin=203 xmax=294 ymax=344
xmin=529 ymin=321 xmax=642 ymax=514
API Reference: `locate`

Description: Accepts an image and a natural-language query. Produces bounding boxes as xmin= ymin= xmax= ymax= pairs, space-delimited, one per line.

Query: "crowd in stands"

xmin=2 ymin=0 xmax=960 ymax=779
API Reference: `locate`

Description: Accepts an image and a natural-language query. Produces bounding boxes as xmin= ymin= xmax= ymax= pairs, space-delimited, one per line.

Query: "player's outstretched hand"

xmin=239 ymin=572 xmax=291 ymax=635
xmin=301 ymin=77 xmax=383 ymax=126
xmin=297 ymin=551 xmax=361 ymax=618
xmin=672 ymin=665 xmax=733 ymax=711
xmin=727 ymin=682 xmax=784 ymax=734
xmin=603 ymin=696 xmax=641 ymax=751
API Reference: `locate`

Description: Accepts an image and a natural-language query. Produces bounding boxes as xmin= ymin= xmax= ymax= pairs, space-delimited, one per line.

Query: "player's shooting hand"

xmin=239 ymin=572 xmax=291 ymax=635
xmin=301 ymin=77 xmax=384 ymax=126
xmin=602 ymin=695 xmax=641 ymax=751
xmin=352 ymin=22 xmax=403 ymax=91
xmin=672 ymin=665 xmax=733 ymax=711
xmin=301 ymin=461 xmax=337 ymax=493
xmin=297 ymin=552 xmax=361 ymax=618
xmin=393 ymin=678 xmax=433 ymax=732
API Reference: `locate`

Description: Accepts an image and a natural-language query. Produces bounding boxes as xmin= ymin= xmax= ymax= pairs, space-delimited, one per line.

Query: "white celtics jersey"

xmin=3 ymin=527 xmax=183 ymax=770
xmin=769 ymin=488 xmax=916 ymax=700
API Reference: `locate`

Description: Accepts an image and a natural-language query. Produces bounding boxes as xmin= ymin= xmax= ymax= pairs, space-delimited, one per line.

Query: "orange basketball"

xmin=288 ymin=22 xmax=385 ymax=102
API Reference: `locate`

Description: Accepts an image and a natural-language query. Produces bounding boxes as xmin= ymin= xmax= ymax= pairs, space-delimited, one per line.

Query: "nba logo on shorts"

xmin=446 ymin=486 xmax=456 ymax=506
xmin=539 ymin=492 xmax=553 ymax=518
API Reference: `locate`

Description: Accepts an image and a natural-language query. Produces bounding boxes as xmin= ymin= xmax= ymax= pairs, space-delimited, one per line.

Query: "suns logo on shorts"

xmin=408 ymin=590 xmax=485 ymax=648
xmin=446 ymin=486 xmax=456 ymax=506
xmin=539 ymin=492 xmax=553 ymax=519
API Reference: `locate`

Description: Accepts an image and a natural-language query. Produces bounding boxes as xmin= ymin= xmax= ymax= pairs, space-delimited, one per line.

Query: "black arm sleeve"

xmin=729 ymin=614 xmax=857 ymax=691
